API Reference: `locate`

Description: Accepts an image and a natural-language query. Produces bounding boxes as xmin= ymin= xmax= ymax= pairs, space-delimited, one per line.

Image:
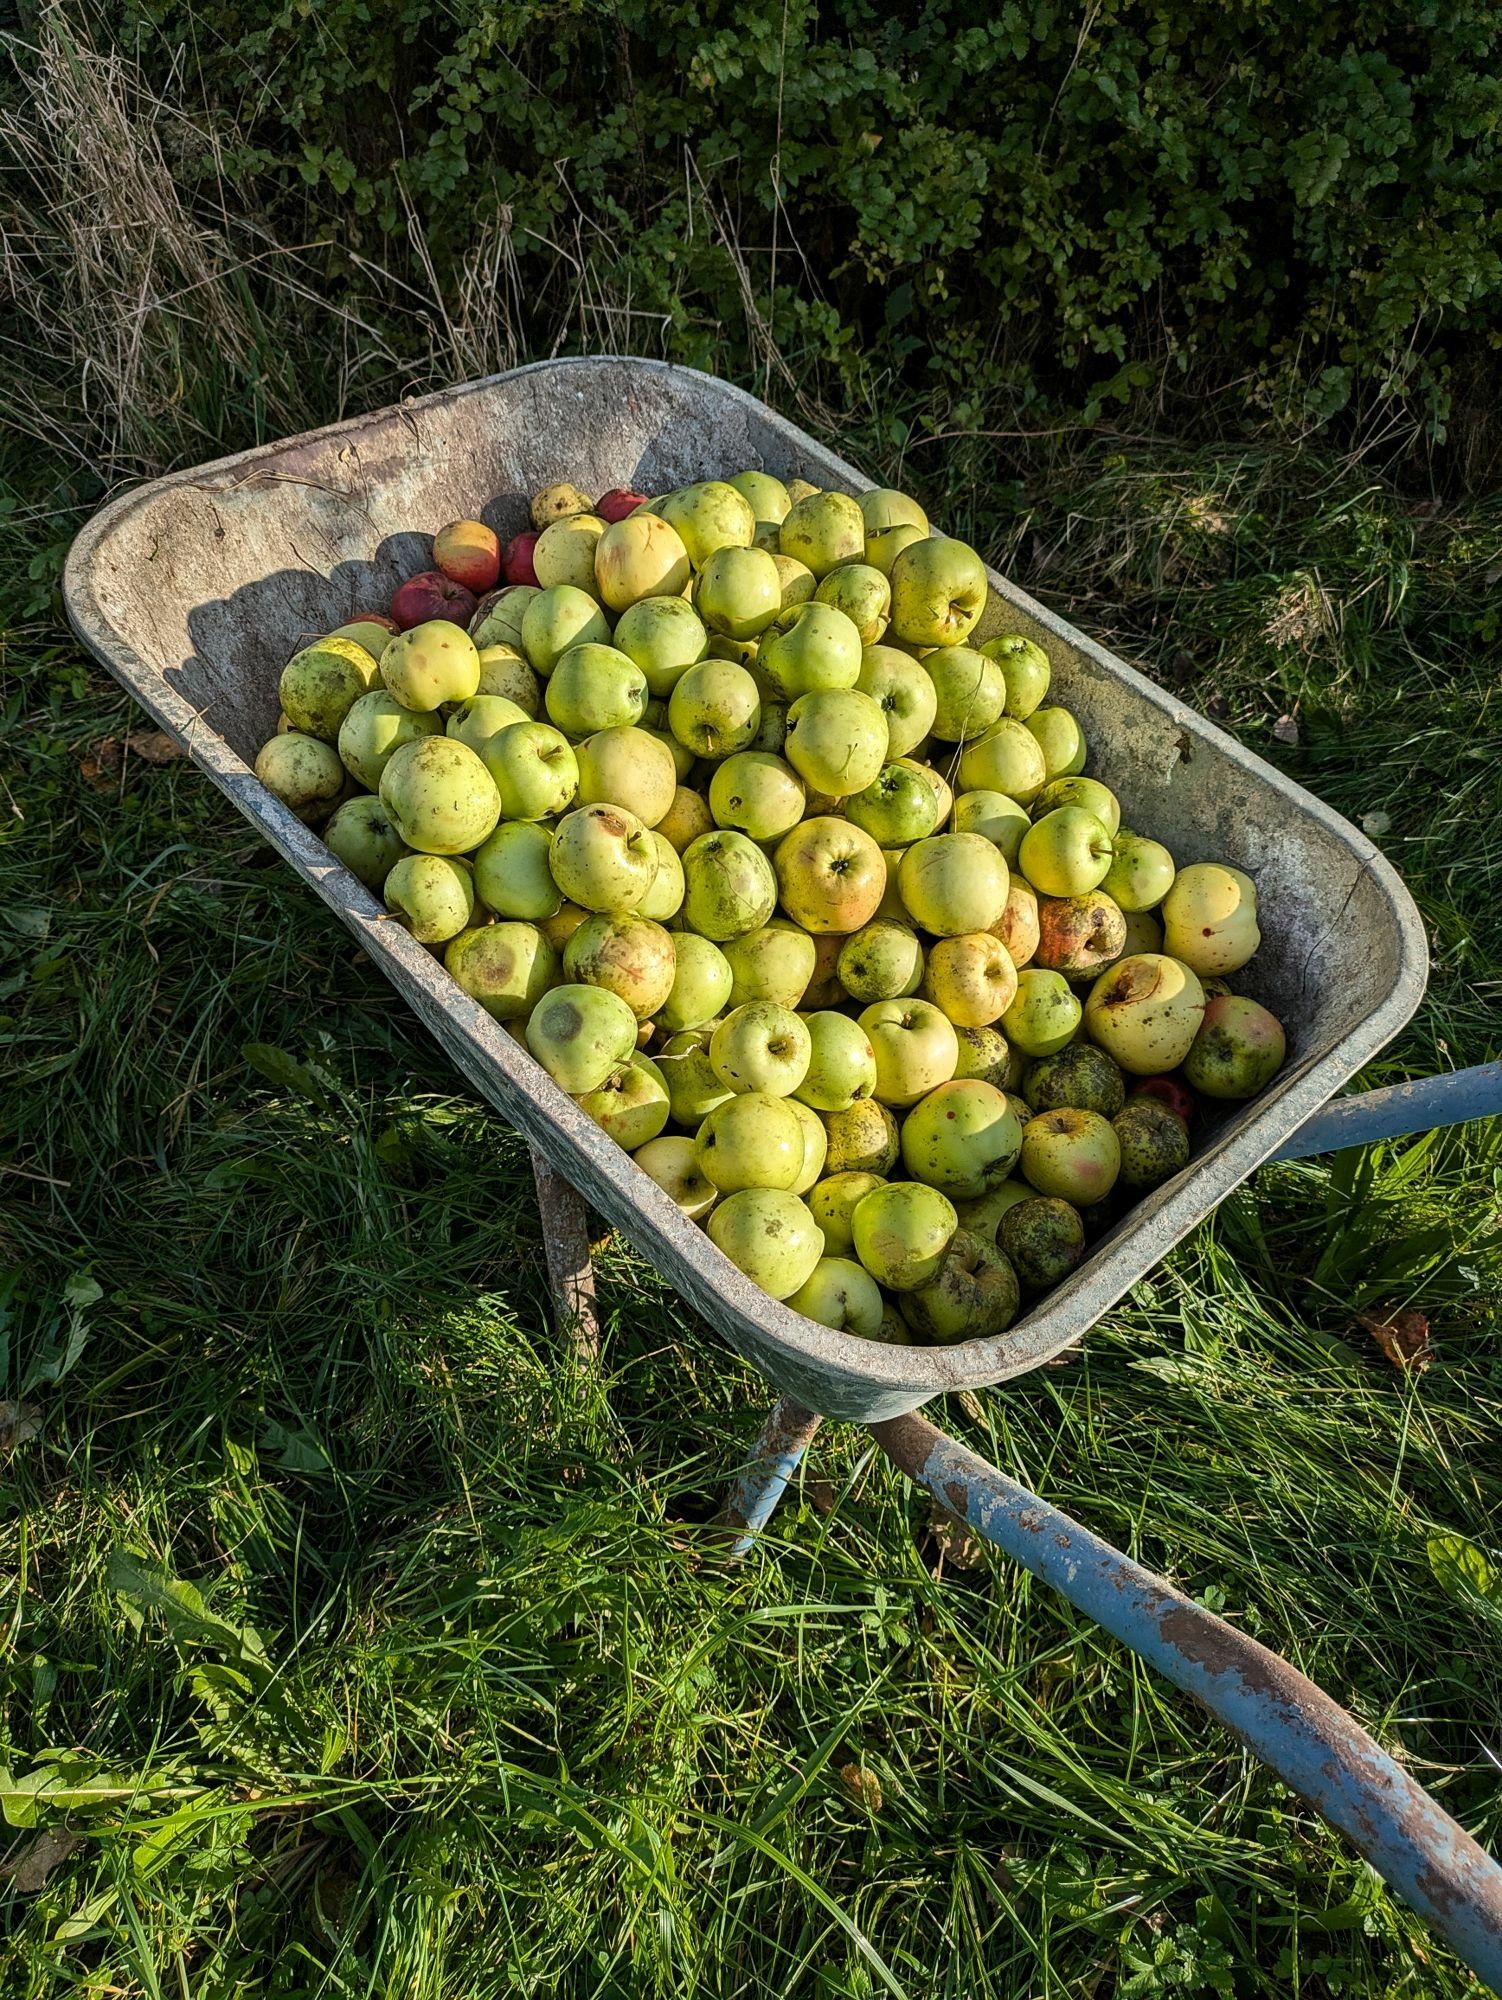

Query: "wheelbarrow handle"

xmin=869 ymin=1410 xmax=1502 ymax=1991
xmin=1275 ymin=1060 xmax=1502 ymax=1161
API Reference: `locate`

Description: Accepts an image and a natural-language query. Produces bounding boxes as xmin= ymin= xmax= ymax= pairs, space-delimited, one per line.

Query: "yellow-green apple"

xmin=728 ymin=469 xmax=791 ymax=523
xmin=901 ymin=757 xmax=953 ymax=826
xmin=545 ymin=643 xmax=648 ymax=737
xmin=279 ymin=635 xmax=378 ymax=740
xmin=324 ymin=795 xmax=408 ymax=891
xmin=722 ymin=922 xmax=816 ymax=1009
xmin=784 ymin=689 xmax=889 ymax=796
xmin=1084 ymin=953 xmax=1206 ymax=1073
xmin=773 ymin=817 xmax=887 ymax=934
xmin=1000 ymin=967 xmax=1083 ymax=1057
xmin=1033 ymin=776 xmax=1120 ymax=835
xmin=822 ymin=1098 xmax=900 ymax=1176
xmin=952 ymin=1024 xmax=1011 ymax=1087
xmin=980 ymin=633 xmax=1051 ymax=718
xmin=697 ymin=545 xmax=783 ymax=640
xmin=815 ymin=563 xmax=890 ymax=645
xmin=899 ymin=1230 xmax=1020 ymax=1343
xmin=521 ymin=585 xmax=611 ymax=676
xmin=898 ymin=832 xmax=1009 ymax=936
xmin=921 ymin=931 xmax=1018 ymax=1026
xmin=696 ymin=1092 xmax=807 ymax=1193
xmin=549 ymin=804 xmax=656 ymax=913
xmin=640 ymin=834 xmax=685 ymax=921
xmin=707 ymin=1188 xmax=824 ymax=1299
xmin=951 ymin=789 xmax=1029 ymax=864
xmin=445 ymin=921 xmax=558 ymax=1019
xmin=433 ymin=519 xmax=500 ymax=593
xmin=787 ymin=1098 xmax=827 ymax=1193
xmin=837 ymin=919 xmax=923 ymax=1002
xmin=808 ymin=1171 xmax=886 ymax=1256
xmin=659 ymin=932 xmax=733 ymax=1032
xmin=379 ymin=736 xmax=499 ymax=854
xmin=534 ymin=512 xmax=606 ymax=595
xmin=329 ymin=615 xmax=397 ymax=656
xmin=996 ymin=879 xmax=1040 ymax=967
xmin=445 ymin=692 xmax=529 ymax=759
xmin=865 ymin=520 xmax=927 ymax=576
xmin=851 ymin=1181 xmax=957 ymax=1290
xmin=889 ymin=536 xmax=988 ymax=647
xmin=564 ymin=911 xmax=676 ymax=1019
xmin=657 ymin=1030 xmax=732 ymax=1126
xmin=681 ymin=829 xmax=778 ymax=939
xmin=660 ymin=481 xmax=757 ymax=566
xmin=540 ymin=904 xmax=588 ymax=952
xmin=768 ymin=556 xmax=814 ymax=614
xmin=530 ymin=481 xmax=595 ymax=530
xmin=668 ymin=660 xmax=761 ymax=760
xmin=758 ymin=602 xmax=863 ymax=699
xmin=473 ymin=821 xmax=562 ymax=921
xmin=1001 ymin=1197 xmax=1085 ymax=1289
xmin=1020 ymin=1108 xmax=1121 ymax=1204
xmin=574 ymin=725 xmax=676 ymax=827
xmin=859 ymin=996 xmax=958 ymax=1107
xmin=954 ymin=1177 xmax=1033 ymax=1246
xmin=526 ymin=981 xmax=638 ymax=1093
xmin=957 ymin=719 xmax=1048 ymax=803
xmin=390 ymin=570 xmax=477 ymax=631
xmin=612 ymin=595 xmax=709 ymax=696
xmin=845 ymin=762 xmax=939 ymax=846
xmin=1183 ymin=994 xmax=1286 ymax=1098
xmin=1112 ymin=1099 xmax=1190 ymax=1188
xmin=1102 ymin=832 xmax=1175 ymax=913
xmin=1161 ymin=863 xmax=1261 ymax=974
xmin=575 ymin=1051 xmax=670 ymax=1148
xmin=859 ymin=487 xmax=928 ymax=537
xmin=901 ymin=1079 xmax=1023 ymax=1199
xmin=787 ymin=1256 xmax=885 ymax=1336
xmin=1034 ymin=891 xmax=1127 ymax=980
xmin=785 ymin=478 xmax=820 ymax=505
xmin=795 ymin=1011 xmax=878 ymax=1112
xmin=470 ymin=584 xmax=538 ymax=652
xmin=384 ymin=853 xmax=475 ymax=943
xmin=475 ymin=642 xmax=539 ymax=709
xmin=657 ymin=785 xmax=716 ymax=854
xmin=593 ymin=513 xmax=691 ymax=611
xmin=1025 ymin=706 xmax=1086 ymax=780
xmin=1121 ymin=909 xmax=1164 ymax=956
xmin=779 ymin=490 xmax=865 ymax=577
xmin=336 ymin=691 xmax=440 ymax=792
xmin=1018 ymin=808 xmax=1113 ymax=897
xmin=482 ymin=720 xmax=579 ymax=821
xmin=632 ymin=1133 xmax=717 ymax=1218
xmin=1024 ymin=1044 xmax=1126 ymax=1117
xmin=710 ymin=1002 xmax=811 ymax=1096
xmin=856 ymin=645 xmax=938 ymax=758
xmin=709 ymin=751 xmax=806 ymax=842
xmin=380 ymin=620 xmax=481 ymax=711
xmin=925 ymin=645 xmax=1007 ymax=743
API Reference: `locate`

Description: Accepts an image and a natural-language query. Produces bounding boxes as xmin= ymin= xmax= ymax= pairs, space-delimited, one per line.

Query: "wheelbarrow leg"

xmin=715 ymin=1395 xmax=823 ymax=1555
xmin=527 ymin=1142 xmax=600 ymax=1361
xmin=870 ymin=1409 xmax=1502 ymax=1990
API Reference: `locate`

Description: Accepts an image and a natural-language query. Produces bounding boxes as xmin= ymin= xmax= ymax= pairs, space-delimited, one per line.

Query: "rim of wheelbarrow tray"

xmin=63 ymin=357 xmax=1430 ymax=1418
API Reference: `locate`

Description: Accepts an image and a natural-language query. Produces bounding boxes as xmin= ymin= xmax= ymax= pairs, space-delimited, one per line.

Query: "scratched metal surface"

xmin=63 ymin=357 xmax=1429 ymax=1421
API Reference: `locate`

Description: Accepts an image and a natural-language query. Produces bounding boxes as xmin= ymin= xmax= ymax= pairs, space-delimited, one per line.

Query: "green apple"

xmin=815 ymin=563 xmax=890 ymax=646
xmin=709 ymin=1002 xmax=811 ymax=1097
xmin=921 ymin=931 xmax=1018 ymax=1027
xmin=954 ymin=1177 xmax=1034 ymax=1245
xmin=889 ymin=536 xmax=987 ymax=647
xmin=657 ymin=1030 xmax=733 ymax=1127
xmin=786 ymin=1097 xmax=827 ymax=1194
xmin=521 ymin=585 xmax=611 ymax=676
xmin=901 ymin=1079 xmax=1023 ymax=1200
xmin=540 ymin=904 xmax=589 ymax=954
xmin=564 ymin=911 xmax=676 ymax=1019
xmin=856 ymin=645 xmax=938 ymax=758
xmin=379 ymin=620 xmax=481 ymax=711
xmin=744 ymin=703 xmax=788 ymax=756
xmin=771 ymin=553 xmax=817 ymax=612
xmin=329 ymin=619 xmax=396 ymax=657
xmin=845 ymin=762 xmax=940 ymax=847
xmin=1033 ymin=776 xmax=1120 ymax=835
xmin=526 ymin=982 xmax=639 ymax=1094
xmin=707 ymin=1189 xmax=824 ymax=1299
xmin=681 ymin=830 xmax=778 ymax=940
xmin=784 ymin=688 xmax=889 ymax=797
xmin=530 ymin=481 xmax=594 ymax=529
xmin=957 ymin=720 xmax=1048 ymax=803
xmin=549 ymin=804 xmax=656 ymax=913
xmin=534 ymin=512 xmax=606 ymax=596
xmin=574 ymin=725 xmax=677 ymax=827
xmin=779 ymin=490 xmax=865 ymax=578
xmin=1025 ymin=706 xmax=1086 ymax=780
xmin=470 ymin=584 xmax=538 ymax=653
xmin=473 ymin=820 xmax=562 ymax=921
xmin=337 ymin=690 xmax=441 ymax=792
xmin=1182 ymin=994 xmax=1286 ymax=1099
xmin=1084 ymin=953 xmax=1205 ymax=1074
xmin=1121 ymin=909 xmax=1164 ymax=956
xmin=709 ymin=751 xmax=806 ymax=843
xmin=659 ymin=932 xmax=733 ymax=1032
xmin=697 ymin=1092 xmax=807 ymax=1193
xmin=1024 ymin=1044 xmax=1126 ymax=1118
xmin=481 ymin=721 xmax=579 ymax=821
xmin=722 ymin=922 xmax=817 ymax=1010
xmin=632 ymin=1133 xmax=718 ymax=1218
xmin=474 ymin=644 xmax=541 ymax=714
xmin=859 ymin=488 xmax=928 ymax=537
xmin=545 ymin=643 xmax=648 ymax=738
xmin=668 ymin=660 xmax=761 ymax=760
xmin=979 ymin=634 xmax=1051 ymax=719
xmin=657 ymin=785 xmax=716 ymax=854
xmin=821 ymin=1098 xmax=900 ymax=1176
xmin=446 ymin=692 xmax=530 ymax=758
xmin=795 ymin=1011 xmax=878 ymax=1112
xmin=660 ymin=481 xmax=757 ymax=566
xmin=1020 ymin=1107 xmax=1120 ymax=1205
xmin=758 ymin=602 xmax=864 ymax=700
xmin=378 ymin=736 xmax=500 ymax=855
xmin=786 ymin=478 xmax=820 ymax=505
xmin=898 ymin=1229 xmax=1021 ymax=1344
xmin=859 ymin=997 xmax=958 ymax=1108
xmin=837 ymin=919 xmax=924 ymax=1003
xmin=851 ymin=1181 xmax=958 ymax=1291
xmin=773 ymin=817 xmax=887 ymax=934
xmin=612 ymin=596 xmax=709 ymax=697
xmin=1101 ymin=831 xmax=1175 ymax=913
xmin=640 ymin=833 xmax=685 ymax=922
xmin=898 ymin=832 xmax=1009 ymax=936
xmin=575 ymin=1052 xmax=671 ymax=1149
xmin=787 ymin=1256 xmax=885 ymax=1336
xmin=728 ymin=469 xmax=791 ymax=523
xmin=1000 ymin=1197 xmax=1086 ymax=1289
xmin=1018 ymin=808 xmax=1114 ymax=897
xmin=924 ymin=645 xmax=1006 ymax=744
xmin=279 ymin=635 xmax=378 ymax=740
xmin=384 ymin=852 xmax=475 ymax=943
xmin=900 ymin=757 xmax=953 ymax=827
xmin=1161 ymin=864 xmax=1261 ymax=974
xmin=808 ymin=1171 xmax=886 ymax=1257
xmin=697 ymin=546 xmax=783 ymax=640
xmin=865 ymin=520 xmax=927 ymax=577
xmin=1033 ymin=891 xmax=1127 ymax=980
xmin=1112 ymin=1099 xmax=1191 ymax=1188
xmin=323 ymin=795 xmax=408 ymax=891
xmin=952 ymin=1024 xmax=1012 ymax=1088
xmin=952 ymin=789 xmax=1029 ymax=863
xmin=593 ymin=513 xmax=691 ymax=611
xmin=1000 ymin=967 xmax=1083 ymax=1058
xmin=444 ymin=921 xmax=558 ymax=1020
xmin=998 ymin=879 xmax=1041 ymax=968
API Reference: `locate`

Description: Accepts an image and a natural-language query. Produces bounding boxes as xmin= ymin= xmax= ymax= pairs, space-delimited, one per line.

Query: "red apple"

xmin=1132 ymin=1074 xmax=1196 ymax=1123
xmin=390 ymin=570 xmax=478 ymax=631
xmin=597 ymin=487 xmax=650 ymax=523
xmin=433 ymin=518 xmax=501 ymax=592
xmin=503 ymin=531 xmax=541 ymax=586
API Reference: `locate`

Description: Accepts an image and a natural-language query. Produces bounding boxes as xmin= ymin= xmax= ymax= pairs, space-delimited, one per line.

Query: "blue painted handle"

xmin=1276 ymin=1061 xmax=1502 ymax=1160
xmin=870 ymin=1411 xmax=1502 ymax=1990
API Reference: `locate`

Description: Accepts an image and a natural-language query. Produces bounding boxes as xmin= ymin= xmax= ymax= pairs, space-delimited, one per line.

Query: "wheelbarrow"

xmin=63 ymin=357 xmax=1502 ymax=1986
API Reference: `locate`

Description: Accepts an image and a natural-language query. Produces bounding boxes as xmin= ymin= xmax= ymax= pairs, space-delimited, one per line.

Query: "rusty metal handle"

xmin=870 ymin=1409 xmax=1502 ymax=1991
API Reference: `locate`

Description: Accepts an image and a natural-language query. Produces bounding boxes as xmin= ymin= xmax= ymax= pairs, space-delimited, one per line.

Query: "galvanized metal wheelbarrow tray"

xmin=64 ymin=358 xmax=1502 ymax=1984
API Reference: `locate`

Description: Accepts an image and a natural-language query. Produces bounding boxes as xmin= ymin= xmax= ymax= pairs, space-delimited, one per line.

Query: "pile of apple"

xmin=253 ymin=470 xmax=1287 ymax=1345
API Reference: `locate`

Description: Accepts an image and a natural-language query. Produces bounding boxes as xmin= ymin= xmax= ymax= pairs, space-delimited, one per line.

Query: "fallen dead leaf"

xmin=838 ymin=1763 xmax=883 ymax=1813
xmin=927 ymin=1502 xmax=988 ymax=1573
xmin=1273 ymin=713 xmax=1300 ymax=746
xmin=79 ymin=736 xmax=121 ymax=790
xmin=126 ymin=729 xmax=187 ymax=764
xmin=1356 ymin=1305 xmax=1432 ymax=1374
xmin=806 ymin=1478 xmax=837 ymax=1517
xmin=0 ymin=1401 xmax=41 ymax=1453
xmin=2 ymin=1829 xmax=80 ymax=1893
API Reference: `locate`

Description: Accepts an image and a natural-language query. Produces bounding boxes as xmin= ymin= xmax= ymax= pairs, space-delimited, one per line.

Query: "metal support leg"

xmin=715 ymin=1396 xmax=823 ymax=1556
xmin=1275 ymin=1060 xmax=1502 ymax=1160
xmin=528 ymin=1142 xmax=600 ymax=1361
xmin=870 ymin=1409 xmax=1502 ymax=1990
